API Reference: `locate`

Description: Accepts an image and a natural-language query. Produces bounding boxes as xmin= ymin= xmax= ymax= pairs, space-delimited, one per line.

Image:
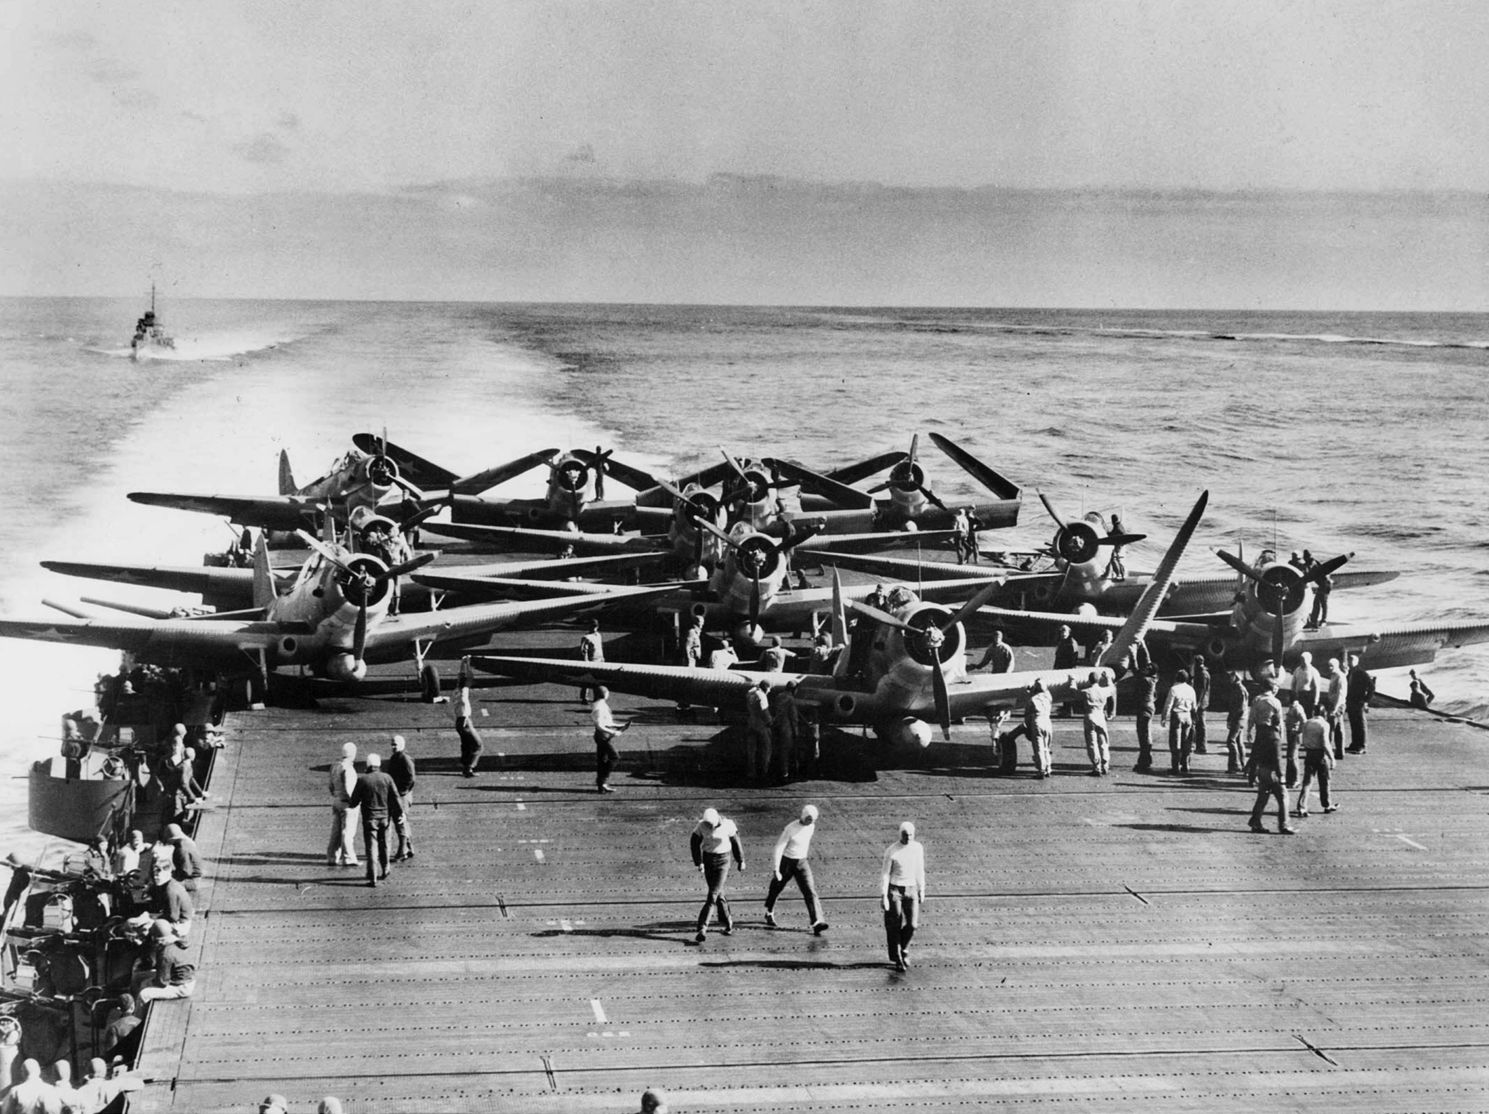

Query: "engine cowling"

xmin=325 ymin=652 xmax=367 ymax=682
xmin=877 ymin=717 xmax=935 ymax=749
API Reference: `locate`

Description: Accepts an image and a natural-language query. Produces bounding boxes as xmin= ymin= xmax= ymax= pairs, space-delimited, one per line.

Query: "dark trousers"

xmin=884 ymin=885 xmax=918 ymax=964
xmin=697 ymin=852 xmax=734 ymax=932
xmin=765 ymin=856 xmax=821 ymax=924
xmin=1299 ymin=752 xmax=1333 ymax=811
xmin=1135 ymin=712 xmax=1153 ymax=768
xmin=1347 ymin=702 xmax=1369 ymax=751
xmin=362 ymin=817 xmax=390 ymax=881
xmin=1192 ymin=706 xmax=1208 ymax=752
xmin=1249 ymin=769 xmax=1288 ymax=831
xmin=594 ymin=729 xmax=619 ymax=788
xmin=457 ymin=716 xmax=483 ymax=774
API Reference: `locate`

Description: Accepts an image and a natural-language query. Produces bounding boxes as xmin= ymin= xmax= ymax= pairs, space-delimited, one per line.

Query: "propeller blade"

xmin=749 ymin=569 xmax=761 ymax=628
xmin=1037 ymin=490 xmax=1069 ymax=530
xmin=931 ymin=653 xmax=950 ymax=740
xmin=936 ymin=578 xmax=1007 ymax=634
xmin=1309 ymin=552 xmax=1352 ymax=581
xmin=830 ymin=567 xmax=849 ymax=645
xmin=692 ymin=515 xmax=736 ymax=547
xmin=847 ymin=598 xmax=915 ymax=631
xmin=295 ymin=529 xmax=357 ymax=575
xmin=1272 ymin=607 xmax=1285 ymax=670
xmin=866 ymin=480 xmax=893 ymax=495
xmin=908 ymin=432 xmax=920 ymax=467
xmin=353 ymin=597 xmax=368 ymax=663
xmin=719 ymin=446 xmax=751 ymax=485
xmin=1216 ymin=549 xmax=1265 ymax=584
xmin=919 ymin=485 xmax=947 ymax=511
xmin=391 ymin=474 xmax=427 ymax=502
xmin=1104 ymin=531 xmax=1146 ymax=548
xmin=381 ymin=551 xmax=437 ymax=581
xmin=399 ymin=505 xmax=441 ymax=533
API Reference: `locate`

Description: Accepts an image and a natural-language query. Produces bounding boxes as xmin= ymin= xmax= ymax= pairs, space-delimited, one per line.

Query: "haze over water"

xmin=0 ymin=297 xmax=1485 ymax=853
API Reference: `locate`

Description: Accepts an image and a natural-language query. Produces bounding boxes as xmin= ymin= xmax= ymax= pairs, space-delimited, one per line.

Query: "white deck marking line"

xmin=516 ymin=802 xmax=526 ymax=811
xmin=591 ymin=999 xmax=607 ymax=1024
xmin=534 ymin=848 xmax=546 ymax=862
xmin=1395 ymin=834 xmax=1428 ymax=851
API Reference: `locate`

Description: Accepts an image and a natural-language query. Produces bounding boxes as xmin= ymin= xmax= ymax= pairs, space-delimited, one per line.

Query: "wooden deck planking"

xmin=130 ymin=681 xmax=1489 ymax=1112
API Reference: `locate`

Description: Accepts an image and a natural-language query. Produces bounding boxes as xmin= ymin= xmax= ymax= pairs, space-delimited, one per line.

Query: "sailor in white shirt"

xmin=763 ymin=805 xmax=828 ymax=934
xmin=880 ymin=821 xmax=926 ymax=971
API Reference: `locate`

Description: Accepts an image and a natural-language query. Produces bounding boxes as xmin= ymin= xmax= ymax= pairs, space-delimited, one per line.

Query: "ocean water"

xmin=0 ymin=298 xmax=1485 ymax=853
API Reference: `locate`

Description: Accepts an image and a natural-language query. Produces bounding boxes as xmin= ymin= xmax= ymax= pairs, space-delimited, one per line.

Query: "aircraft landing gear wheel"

xmin=420 ymin=663 xmax=441 ymax=704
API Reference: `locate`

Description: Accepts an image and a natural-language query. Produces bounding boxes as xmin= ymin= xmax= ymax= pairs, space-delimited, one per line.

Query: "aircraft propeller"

xmin=847 ymin=579 xmax=1005 ymax=738
xmin=868 ymin=434 xmax=947 ymax=511
xmin=1036 ymin=491 xmax=1146 ymax=566
xmin=1216 ymin=547 xmax=1352 ymax=668
xmin=693 ymin=516 xmax=822 ymax=628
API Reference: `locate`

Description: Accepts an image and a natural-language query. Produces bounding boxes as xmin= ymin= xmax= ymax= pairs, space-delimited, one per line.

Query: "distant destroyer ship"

xmin=129 ymin=283 xmax=175 ymax=360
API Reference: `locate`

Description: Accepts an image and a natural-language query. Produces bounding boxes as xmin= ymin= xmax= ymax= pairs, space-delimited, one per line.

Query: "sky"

xmin=3 ymin=0 xmax=1487 ymax=306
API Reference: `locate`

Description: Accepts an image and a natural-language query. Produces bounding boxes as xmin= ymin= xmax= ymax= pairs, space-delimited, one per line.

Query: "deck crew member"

xmin=1322 ymin=658 xmax=1347 ymax=759
xmin=1133 ymin=663 xmax=1158 ymax=772
xmin=1345 ymin=653 xmax=1374 ymax=753
xmin=691 ymin=807 xmax=745 ymax=943
xmin=1408 ymin=668 xmax=1435 ymax=710
xmin=388 ymin=734 xmax=416 ymax=861
xmin=973 ymin=628 xmax=1014 ymax=673
xmin=1248 ymin=708 xmax=1296 ymax=836
xmin=763 ymin=804 xmax=828 ymax=934
xmin=1294 ymin=711 xmax=1338 ymax=817
xmin=1283 ymin=694 xmax=1305 ymax=787
xmin=745 ymin=680 xmax=773 ymax=783
xmin=136 ymin=918 xmax=197 ymax=1007
xmin=591 ymin=685 xmax=629 ymax=794
xmin=163 ymin=823 xmax=202 ymax=895
xmin=881 ymin=821 xmax=926 ymax=971
xmin=1161 ymin=668 xmax=1198 ymax=774
xmin=768 ymin=681 xmax=800 ymax=781
xmin=1079 ymin=671 xmax=1116 ymax=776
xmin=455 ymin=659 xmax=484 ymax=778
xmin=349 ymin=752 xmax=402 ymax=887
xmin=1026 ymin=679 xmax=1055 ymax=778
xmin=1291 ymin=651 xmax=1322 ymax=717
xmin=577 ymin=620 xmax=604 ymax=703
xmin=1191 ymin=656 xmax=1211 ymax=754
xmin=327 ymin=742 xmax=359 ymax=866
xmin=1220 ymin=669 xmax=1250 ymax=774
xmin=1246 ymin=678 xmax=1284 ymax=786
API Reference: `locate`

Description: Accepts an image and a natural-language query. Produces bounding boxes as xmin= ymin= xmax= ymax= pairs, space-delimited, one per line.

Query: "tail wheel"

xmin=420 ymin=663 xmax=442 ymax=704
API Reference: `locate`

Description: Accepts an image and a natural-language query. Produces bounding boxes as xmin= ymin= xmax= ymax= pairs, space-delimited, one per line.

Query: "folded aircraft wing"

xmin=796 ymin=530 xmax=960 ymax=555
xmin=422 ymin=522 xmax=667 ymax=556
xmin=128 ymin=491 xmax=321 ymax=531
xmin=472 ymin=656 xmax=773 ymax=706
xmin=0 ymin=614 xmax=277 ymax=665
xmin=350 ymin=433 xmax=461 ymax=488
xmin=40 ymin=560 xmax=293 ymax=605
xmin=362 ymin=583 xmax=687 ymax=660
xmin=1293 ymin=618 xmax=1489 ymax=670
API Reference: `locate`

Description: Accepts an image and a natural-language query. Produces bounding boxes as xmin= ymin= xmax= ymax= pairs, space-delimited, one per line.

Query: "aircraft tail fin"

xmin=830 ymin=566 xmax=849 ymax=646
xmin=278 ymin=450 xmax=297 ymax=496
xmin=1101 ymin=491 xmax=1208 ymax=670
xmin=252 ymin=531 xmax=278 ymax=609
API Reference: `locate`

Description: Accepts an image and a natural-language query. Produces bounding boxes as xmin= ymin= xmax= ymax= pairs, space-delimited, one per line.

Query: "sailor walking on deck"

xmin=327 ymin=742 xmax=359 ymax=867
xmin=763 ymin=804 xmax=828 ymax=934
xmin=881 ymin=821 xmax=926 ymax=971
xmin=691 ymin=807 xmax=745 ymax=943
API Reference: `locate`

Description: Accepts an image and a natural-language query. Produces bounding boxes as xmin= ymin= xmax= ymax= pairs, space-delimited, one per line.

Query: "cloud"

xmin=236 ymin=132 xmax=291 ymax=165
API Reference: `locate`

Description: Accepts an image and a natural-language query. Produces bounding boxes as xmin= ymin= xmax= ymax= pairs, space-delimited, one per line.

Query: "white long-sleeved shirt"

xmin=1161 ymin=681 xmax=1197 ymax=722
xmin=591 ymin=698 xmax=619 ymax=734
xmin=881 ymin=839 xmax=926 ymax=900
xmin=771 ymin=819 xmax=818 ymax=871
xmin=328 ymin=758 xmax=356 ymax=805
